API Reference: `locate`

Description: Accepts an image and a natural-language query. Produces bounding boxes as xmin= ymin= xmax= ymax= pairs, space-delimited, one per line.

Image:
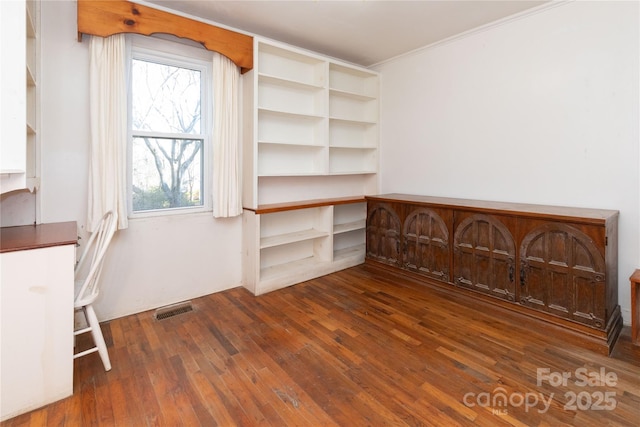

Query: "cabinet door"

xmin=453 ymin=213 xmax=516 ymax=301
xmin=402 ymin=207 xmax=449 ymax=282
xmin=366 ymin=203 xmax=401 ymax=266
xmin=519 ymin=222 xmax=606 ymax=328
xmin=1 ymin=245 xmax=74 ymax=420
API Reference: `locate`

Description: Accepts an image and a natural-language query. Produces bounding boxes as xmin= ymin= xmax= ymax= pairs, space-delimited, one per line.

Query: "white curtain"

xmin=212 ymin=52 xmax=242 ymax=218
xmin=88 ymin=34 xmax=128 ymax=231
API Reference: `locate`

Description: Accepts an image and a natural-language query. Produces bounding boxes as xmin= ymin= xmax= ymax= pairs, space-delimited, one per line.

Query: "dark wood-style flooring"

xmin=3 ymin=264 xmax=639 ymax=426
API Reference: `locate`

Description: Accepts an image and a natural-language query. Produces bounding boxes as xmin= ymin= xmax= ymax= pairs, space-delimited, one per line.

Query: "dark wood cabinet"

xmin=366 ymin=194 xmax=622 ymax=355
xmin=403 ymin=206 xmax=450 ymax=282
xmin=518 ymin=220 xmax=609 ymax=329
xmin=453 ymin=212 xmax=517 ymax=301
xmin=366 ymin=202 xmax=402 ymax=267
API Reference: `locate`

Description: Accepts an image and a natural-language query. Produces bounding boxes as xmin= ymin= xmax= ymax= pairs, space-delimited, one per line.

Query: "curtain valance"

xmin=77 ymin=0 xmax=253 ymax=73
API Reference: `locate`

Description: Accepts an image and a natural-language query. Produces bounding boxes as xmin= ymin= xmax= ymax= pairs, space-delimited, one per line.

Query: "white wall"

xmin=21 ymin=1 xmax=640 ymax=324
xmin=373 ymin=1 xmax=639 ymax=324
xmin=38 ymin=1 xmax=242 ymax=321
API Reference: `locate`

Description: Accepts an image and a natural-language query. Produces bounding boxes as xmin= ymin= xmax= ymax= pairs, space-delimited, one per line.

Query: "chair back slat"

xmin=75 ymin=211 xmax=117 ymax=305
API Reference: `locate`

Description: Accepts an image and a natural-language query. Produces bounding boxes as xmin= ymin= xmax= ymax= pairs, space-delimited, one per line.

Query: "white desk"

xmin=0 ymin=222 xmax=77 ymax=421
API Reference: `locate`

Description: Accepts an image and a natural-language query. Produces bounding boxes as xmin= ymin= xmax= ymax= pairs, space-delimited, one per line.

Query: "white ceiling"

xmin=145 ymin=0 xmax=549 ymax=66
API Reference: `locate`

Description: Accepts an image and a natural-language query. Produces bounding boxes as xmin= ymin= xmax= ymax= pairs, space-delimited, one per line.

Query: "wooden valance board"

xmin=77 ymin=0 xmax=253 ymax=73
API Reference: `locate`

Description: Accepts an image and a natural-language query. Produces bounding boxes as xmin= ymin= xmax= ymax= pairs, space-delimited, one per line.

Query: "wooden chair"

xmin=73 ymin=211 xmax=117 ymax=371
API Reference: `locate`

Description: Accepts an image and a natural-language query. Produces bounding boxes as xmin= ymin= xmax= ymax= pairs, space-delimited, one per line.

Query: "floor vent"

xmin=154 ymin=301 xmax=193 ymax=320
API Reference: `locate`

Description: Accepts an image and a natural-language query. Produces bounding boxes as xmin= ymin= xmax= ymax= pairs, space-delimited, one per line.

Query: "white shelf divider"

xmin=261 ymin=228 xmax=329 ymax=249
xmin=334 ymin=219 xmax=366 ymax=235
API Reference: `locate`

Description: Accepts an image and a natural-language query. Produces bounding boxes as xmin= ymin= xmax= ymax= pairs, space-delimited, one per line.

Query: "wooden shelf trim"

xmin=367 ymin=193 xmax=619 ymax=225
xmin=77 ymin=0 xmax=253 ymax=73
xmin=245 ymin=196 xmax=366 ymax=215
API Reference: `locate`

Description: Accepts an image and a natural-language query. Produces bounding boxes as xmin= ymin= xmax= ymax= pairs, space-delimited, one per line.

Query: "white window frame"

xmin=127 ymin=35 xmax=213 ymax=218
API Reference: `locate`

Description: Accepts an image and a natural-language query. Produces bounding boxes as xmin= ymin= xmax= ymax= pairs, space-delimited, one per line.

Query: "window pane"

xmin=132 ymin=59 xmax=201 ymax=134
xmin=132 ymin=137 xmax=203 ymax=212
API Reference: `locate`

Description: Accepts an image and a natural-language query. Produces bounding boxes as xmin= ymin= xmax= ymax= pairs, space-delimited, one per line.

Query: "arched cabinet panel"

xmin=403 ymin=208 xmax=449 ymax=282
xmin=454 ymin=213 xmax=515 ymax=301
xmin=366 ymin=203 xmax=401 ymax=267
xmin=520 ymin=223 xmax=607 ymax=328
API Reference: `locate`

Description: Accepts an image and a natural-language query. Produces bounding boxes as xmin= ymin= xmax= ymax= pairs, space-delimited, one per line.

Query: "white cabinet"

xmin=243 ymin=199 xmax=367 ymax=295
xmin=242 ymin=39 xmax=379 ymax=209
xmin=1 ymin=0 xmax=40 ymax=195
xmin=241 ymin=39 xmax=378 ymax=294
xmin=0 ymin=222 xmax=76 ymax=421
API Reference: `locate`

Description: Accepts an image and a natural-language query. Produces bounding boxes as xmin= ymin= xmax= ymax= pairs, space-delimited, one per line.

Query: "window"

xmin=128 ymin=38 xmax=212 ymax=215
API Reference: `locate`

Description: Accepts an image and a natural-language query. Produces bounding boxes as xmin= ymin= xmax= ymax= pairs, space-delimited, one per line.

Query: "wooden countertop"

xmin=366 ymin=193 xmax=619 ymax=224
xmin=244 ymin=196 xmax=366 ymax=214
xmin=0 ymin=222 xmax=77 ymax=253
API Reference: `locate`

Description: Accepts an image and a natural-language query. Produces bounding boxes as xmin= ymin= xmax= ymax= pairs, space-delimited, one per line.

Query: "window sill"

xmin=128 ymin=206 xmax=212 ymax=221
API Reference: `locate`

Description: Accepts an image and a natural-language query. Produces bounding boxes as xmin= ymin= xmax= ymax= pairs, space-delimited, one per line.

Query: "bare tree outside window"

xmin=131 ymin=59 xmax=204 ymax=212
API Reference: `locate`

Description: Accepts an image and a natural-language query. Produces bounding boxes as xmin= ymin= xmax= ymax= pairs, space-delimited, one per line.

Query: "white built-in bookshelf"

xmin=242 ymin=39 xmax=379 ymax=294
xmin=329 ymin=63 xmax=378 ymax=175
xmin=242 ymin=199 xmax=368 ymax=295
xmin=26 ymin=0 xmax=38 ymax=187
xmin=242 ymin=39 xmax=379 ymax=208
xmin=1 ymin=0 xmax=40 ymax=195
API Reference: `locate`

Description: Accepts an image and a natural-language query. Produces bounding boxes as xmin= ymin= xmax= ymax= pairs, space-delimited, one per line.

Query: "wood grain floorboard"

xmin=2 ymin=264 xmax=639 ymax=426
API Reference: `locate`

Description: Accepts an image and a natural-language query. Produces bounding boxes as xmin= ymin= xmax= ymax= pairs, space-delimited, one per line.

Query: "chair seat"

xmin=74 ymin=278 xmax=99 ymax=309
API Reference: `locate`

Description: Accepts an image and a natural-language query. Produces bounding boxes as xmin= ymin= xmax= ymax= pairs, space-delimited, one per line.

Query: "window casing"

xmin=128 ymin=36 xmax=213 ymax=217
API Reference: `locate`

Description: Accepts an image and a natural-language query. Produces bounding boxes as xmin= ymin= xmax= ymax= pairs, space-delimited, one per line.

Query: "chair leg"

xmin=84 ymin=304 xmax=112 ymax=371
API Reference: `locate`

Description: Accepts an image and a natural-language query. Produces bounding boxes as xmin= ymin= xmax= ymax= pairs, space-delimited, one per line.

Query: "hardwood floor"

xmin=3 ymin=264 xmax=639 ymax=426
